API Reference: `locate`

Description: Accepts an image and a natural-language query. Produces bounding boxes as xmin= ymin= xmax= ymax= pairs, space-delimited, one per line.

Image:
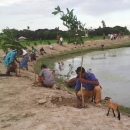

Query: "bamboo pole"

xmin=80 ymin=44 xmax=85 ymax=108
xmin=33 ymin=61 xmax=36 ymax=82
xmin=18 ymin=56 xmax=20 ymax=75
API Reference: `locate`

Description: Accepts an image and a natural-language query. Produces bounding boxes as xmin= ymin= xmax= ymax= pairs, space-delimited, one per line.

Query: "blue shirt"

xmin=75 ymin=72 xmax=98 ymax=91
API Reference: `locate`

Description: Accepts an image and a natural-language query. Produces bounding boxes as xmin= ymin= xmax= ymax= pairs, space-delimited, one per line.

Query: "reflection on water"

xmin=55 ymin=47 xmax=130 ymax=107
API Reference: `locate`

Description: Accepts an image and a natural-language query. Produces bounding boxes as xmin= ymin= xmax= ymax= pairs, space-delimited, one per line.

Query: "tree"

xmin=52 ymin=6 xmax=85 ymax=45
xmin=0 ymin=27 xmax=26 ymax=53
xmin=101 ymin=20 xmax=106 ymax=28
xmin=52 ymin=6 xmax=86 ymax=107
xmin=27 ymin=26 xmax=30 ymax=30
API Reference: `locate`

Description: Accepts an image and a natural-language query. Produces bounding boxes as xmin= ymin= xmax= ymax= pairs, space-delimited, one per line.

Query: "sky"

xmin=0 ymin=0 xmax=130 ymax=32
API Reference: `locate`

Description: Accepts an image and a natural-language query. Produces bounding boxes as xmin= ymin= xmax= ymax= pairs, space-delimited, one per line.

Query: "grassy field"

xmin=0 ymin=36 xmax=109 ymax=49
xmin=21 ymin=36 xmax=108 ymax=46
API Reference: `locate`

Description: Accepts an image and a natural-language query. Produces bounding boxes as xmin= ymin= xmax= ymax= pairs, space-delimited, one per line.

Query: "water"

xmin=55 ymin=47 xmax=130 ymax=107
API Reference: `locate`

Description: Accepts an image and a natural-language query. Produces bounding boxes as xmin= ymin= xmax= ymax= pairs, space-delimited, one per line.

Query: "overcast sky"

xmin=0 ymin=0 xmax=130 ymax=32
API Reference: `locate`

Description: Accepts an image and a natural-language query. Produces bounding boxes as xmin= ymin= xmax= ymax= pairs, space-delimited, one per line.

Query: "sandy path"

xmin=0 ymin=37 xmax=130 ymax=130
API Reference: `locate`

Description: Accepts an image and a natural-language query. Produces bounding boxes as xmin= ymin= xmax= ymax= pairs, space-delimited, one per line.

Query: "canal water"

xmin=55 ymin=47 xmax=130 ymax=107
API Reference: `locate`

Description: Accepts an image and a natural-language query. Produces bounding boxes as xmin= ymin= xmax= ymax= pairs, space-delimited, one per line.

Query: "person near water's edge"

xmin=38 ymin=64 xmax=56 ymax=88
xmin=75 ymin=67 xmax=102 ymax=107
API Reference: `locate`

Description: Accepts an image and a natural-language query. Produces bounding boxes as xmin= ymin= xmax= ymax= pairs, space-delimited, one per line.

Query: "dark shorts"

xmin=30 ymin=53 xmax=36 ymax=61
xmin=41 ymin=82 xmax=53 ymax=88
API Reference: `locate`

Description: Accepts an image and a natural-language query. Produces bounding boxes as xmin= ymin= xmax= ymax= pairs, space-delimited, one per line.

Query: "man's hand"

xmin=79 ymin=78 xmax=86 ymax=83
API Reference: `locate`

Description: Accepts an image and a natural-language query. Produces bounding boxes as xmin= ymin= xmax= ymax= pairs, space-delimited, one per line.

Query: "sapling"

xmin=52 ymin=6 xmax=86 ymax=107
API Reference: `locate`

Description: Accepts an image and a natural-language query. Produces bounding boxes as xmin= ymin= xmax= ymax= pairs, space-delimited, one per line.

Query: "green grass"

xmin=0 ymin=36 xmax=108 ymax=49
xmin=20 ymin=36 xmax=107 ymax=47
xmin=82 ymin=36 xmax=109 ymax=41
xmin=21 ymin=39 xmax=58 ymax=46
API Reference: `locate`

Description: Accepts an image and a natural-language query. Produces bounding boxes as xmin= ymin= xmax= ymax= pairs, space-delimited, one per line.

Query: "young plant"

xmin=52 ymin=6 xmax=86 ymax=107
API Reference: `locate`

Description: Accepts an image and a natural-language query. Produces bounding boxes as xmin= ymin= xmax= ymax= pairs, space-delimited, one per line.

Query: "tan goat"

xmin=104 ymin=97 xmax=120 ymax=120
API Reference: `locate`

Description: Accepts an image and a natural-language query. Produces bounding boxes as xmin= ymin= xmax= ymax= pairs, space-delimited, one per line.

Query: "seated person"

xmin=75 ymin=67 xmax=102 ymax=107
xmin=38 ymin=64 xmax=56 ymax=88
xmin=30 ymin=46 xmax=38 ymax=62
xmin=40 ymin=47 xmax=46 ymax=55
xmin=50 ymin=45 xmax=54 ymax=50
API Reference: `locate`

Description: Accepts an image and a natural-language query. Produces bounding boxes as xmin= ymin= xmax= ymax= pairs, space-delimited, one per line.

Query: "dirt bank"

xmin=0 ymin=37 xmax=130 ymax=130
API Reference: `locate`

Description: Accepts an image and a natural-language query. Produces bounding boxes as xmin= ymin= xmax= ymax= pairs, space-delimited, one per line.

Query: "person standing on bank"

xmin=20 ymin=49 xmax=29 ymax=70
xmin=59 ymin=36 xmax=63 ymax=45
xmin=3 ymin=50 xmax=21 ymax=77
xmin=75 ymin=67 xmax=102 ymax=107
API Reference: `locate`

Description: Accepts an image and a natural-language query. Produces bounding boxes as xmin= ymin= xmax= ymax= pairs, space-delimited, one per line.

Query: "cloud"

xmin=0 ymin=0 xmax=130 ymax=17
xmin=80 ymin=0 xmax=130 ymax=16
xmin=0 ymin=0 xmax=22 ymax=6
xmin=0 ymin=0 xmax=130 ymax=31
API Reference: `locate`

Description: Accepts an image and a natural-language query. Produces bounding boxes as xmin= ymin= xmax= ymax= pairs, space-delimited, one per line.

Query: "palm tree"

xmin=101 ymin=20 xmax=106 ymax=28
xmin=27 ymin=26 xmax=30 ymax=30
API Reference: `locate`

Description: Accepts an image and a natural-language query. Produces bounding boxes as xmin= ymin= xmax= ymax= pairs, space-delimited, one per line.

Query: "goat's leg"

xmin=91 ymin=96 xmax=94 ymax=102
xmin=107 ymin=107 xmax=110 ymax=116
xmin=117 ymin=109 xmax=120 ymax=120
xmin=112 ymin=108 xmax=116 ymax=117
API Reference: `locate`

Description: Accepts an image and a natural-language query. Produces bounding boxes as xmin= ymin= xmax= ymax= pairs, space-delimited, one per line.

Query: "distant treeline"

xmin=0 ymin=26 xmax=129 ymax=41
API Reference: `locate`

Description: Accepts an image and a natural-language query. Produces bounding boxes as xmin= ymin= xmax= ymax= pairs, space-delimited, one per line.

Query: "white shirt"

xmin=22 ymin=49 xmax=28 ymax=55
xmin=50 ymin=45 xmax=54 ymax=49
xmin=60 ymin=37 xmax=63 ymax=41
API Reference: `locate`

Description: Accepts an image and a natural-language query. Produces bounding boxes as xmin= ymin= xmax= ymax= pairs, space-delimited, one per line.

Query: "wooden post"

xmin=80 ymin=44 xmax=85 ymax=107
xmin=18 ymin=57 xmax=20 ymax=75
xmin=33 ymin=62 xmax=36 ymax=82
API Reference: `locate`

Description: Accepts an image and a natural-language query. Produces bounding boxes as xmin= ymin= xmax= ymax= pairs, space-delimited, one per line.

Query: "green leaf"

xmin=67 ymin=8 xmax=69 ymax=13
xmin=55 ymin=6 xmax=61 ymax=11
xmin=52 ymin=11 xmax=59 ymax=15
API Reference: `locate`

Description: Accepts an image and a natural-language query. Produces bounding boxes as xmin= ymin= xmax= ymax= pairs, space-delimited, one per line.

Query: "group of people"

xmin=108 ymin=33 xmax=124 ymax=40
xmin=36 ymin=64 xmax=102 ymax=107
xmin=3 ymin=46 xmax=102 ymax=108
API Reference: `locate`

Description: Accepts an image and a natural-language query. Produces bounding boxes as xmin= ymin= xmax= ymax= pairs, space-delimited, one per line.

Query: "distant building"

xmin=18 ymin=36 xmax=27 ymax=42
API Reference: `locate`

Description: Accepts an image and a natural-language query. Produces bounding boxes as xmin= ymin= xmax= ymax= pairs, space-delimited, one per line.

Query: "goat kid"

xmin=104 ymin=97 xmax=120 ymax=120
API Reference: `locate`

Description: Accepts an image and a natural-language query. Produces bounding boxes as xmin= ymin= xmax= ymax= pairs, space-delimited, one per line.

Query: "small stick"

xmin=18 ymin=57 xmax=20 ymax=75
xmin=33 ymin=61 xmax=36 ymax=82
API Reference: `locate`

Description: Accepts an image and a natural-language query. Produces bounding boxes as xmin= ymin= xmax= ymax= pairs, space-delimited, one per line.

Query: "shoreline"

xmin=35 ymin=40 xmax=130 ymax=72
xmin=34 ymin=39 xmax=130 ymax=112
